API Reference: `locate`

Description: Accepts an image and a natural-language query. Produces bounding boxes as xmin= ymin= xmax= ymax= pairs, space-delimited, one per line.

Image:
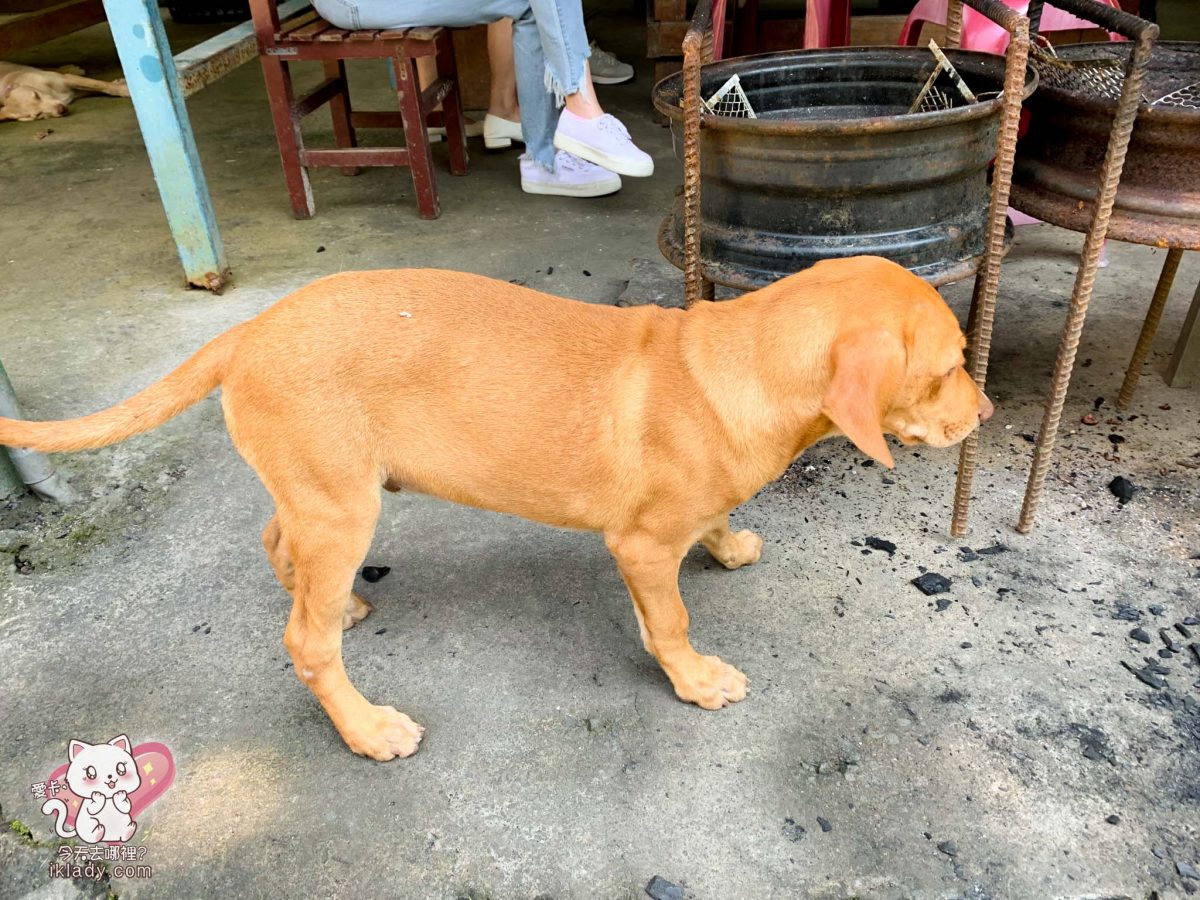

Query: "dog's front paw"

xmin=341 ymin=706 xmax=425 ymax=761
xmin=670 ymin=655 xmax=748 ymax=709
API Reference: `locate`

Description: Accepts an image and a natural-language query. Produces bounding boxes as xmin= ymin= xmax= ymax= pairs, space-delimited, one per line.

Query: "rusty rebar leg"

xmin=1017 ymin=33 xmax=1155 ymax=534
xmin=963 ymin=275 xmax=985 ymax=369
xmin=1116 ymin=247 xmax=1183 ymax=409
xmin=1166 ymin=274 xmax=1200 ymax=388
xmin=681 ymin=9 xmax=707 ymax=309
xmin=946 ymin=0 xmax=964 ymax=48
xmin=948 ymin=10 xmax=1028 ymax=539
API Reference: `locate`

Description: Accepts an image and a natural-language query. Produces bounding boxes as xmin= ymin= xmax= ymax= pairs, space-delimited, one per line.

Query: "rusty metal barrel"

xmin=1011 ymin=41 xmax=1200 ymax=250
xmin=653 ymin=47 xmax=1036 ymax=289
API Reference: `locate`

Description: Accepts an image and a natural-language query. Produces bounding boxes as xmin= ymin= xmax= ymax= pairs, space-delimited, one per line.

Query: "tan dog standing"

xmin=0 ymin=62 xmax=129 ymax=122
xmin=0 ymin=256 xmax=992 ymax=761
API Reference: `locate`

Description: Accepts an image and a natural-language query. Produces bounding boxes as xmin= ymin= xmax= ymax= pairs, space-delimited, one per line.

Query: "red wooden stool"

xmin=249 ymin=0 xmax=469 ymax=219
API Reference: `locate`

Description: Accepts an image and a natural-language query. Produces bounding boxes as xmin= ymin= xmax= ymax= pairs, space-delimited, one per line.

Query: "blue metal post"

xmin=102 ymin=0 xmax=230 ymax=291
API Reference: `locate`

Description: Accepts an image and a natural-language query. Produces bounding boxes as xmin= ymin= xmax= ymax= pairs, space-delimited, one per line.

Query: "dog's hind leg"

xmin=275 ymin=486 xmax=423 ymax=760
xmin=605 ymin=532 xmax=748 ymax=710
xmin=262 ymin=514 xmax=374 ymax=631
xmin=699 ymin=516 xmax=764 ymax=570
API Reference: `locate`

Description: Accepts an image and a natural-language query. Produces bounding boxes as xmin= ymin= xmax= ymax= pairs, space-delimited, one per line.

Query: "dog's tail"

xmin=0 ymin=327 xmax=239 ymax=453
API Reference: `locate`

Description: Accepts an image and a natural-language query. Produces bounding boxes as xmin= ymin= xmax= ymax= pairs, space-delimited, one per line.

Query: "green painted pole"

xmin=0 ymin=447 xmax=21 ymax=500
xmin=0 ymin=358 xmax=73 ymax=503
xmin=0 ymin=357 xmax=23 ymax=498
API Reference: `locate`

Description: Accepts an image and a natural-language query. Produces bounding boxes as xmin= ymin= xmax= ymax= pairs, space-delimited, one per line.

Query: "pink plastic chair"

xmin=804 ymin=0 xmax=852 ymax=49
xmin=898 ymin=0 xmax=1125 ymax=54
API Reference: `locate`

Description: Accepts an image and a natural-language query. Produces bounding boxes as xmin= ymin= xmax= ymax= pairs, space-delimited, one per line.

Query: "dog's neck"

xmin=678 ymin=285 xmax=838 ymax=495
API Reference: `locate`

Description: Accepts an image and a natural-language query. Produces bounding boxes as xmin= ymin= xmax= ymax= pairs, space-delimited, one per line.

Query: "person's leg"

xmin=519 ymin=0 xmax=652 ymax=176
xmin=487 ymin=19 xmax=519 ymax=121
xmin=482 ymin=18 xmax=525 ymax=150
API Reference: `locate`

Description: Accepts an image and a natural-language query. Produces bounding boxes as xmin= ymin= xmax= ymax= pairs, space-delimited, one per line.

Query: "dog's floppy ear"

xmin=820 ymin=329 xmax=905 ymax=469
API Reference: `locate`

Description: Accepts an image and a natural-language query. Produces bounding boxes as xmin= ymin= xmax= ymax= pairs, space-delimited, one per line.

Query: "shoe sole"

xmin=484 ymin=135 xmax=525 ymax=150
xmin=591 ymin=73 xmax=633 ymax=85
xmin=553 ymin=133 xmax=653 ymax=178
xmin=521 ymin=175 xmax=622 ymax=198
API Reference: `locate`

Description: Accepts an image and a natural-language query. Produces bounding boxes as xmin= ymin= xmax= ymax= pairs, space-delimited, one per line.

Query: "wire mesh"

xmin=916 ymin=85 xmax=959 ymax=113
xmin=1153 ymin=80 xmax=1200 ymax=109
xmin=702 ymin=74 xmax=757 ymax=118
xmin=909 ymin=40 xmax=978 ymax=114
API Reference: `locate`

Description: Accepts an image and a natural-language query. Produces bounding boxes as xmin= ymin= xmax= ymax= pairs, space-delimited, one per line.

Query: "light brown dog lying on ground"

xmin=0 ymin=62 xmax=129 ymax=122
xmin=0 ymin=256 xmax=992 ymax=761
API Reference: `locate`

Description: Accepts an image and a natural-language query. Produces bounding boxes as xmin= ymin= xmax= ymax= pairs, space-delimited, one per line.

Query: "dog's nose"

xmin=978 ymin=390 xmax=994 ymax=422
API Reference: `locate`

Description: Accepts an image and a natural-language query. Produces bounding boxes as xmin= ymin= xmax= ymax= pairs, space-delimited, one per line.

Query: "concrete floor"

xmin=2 ymin=11 xmax=1200 ymax=900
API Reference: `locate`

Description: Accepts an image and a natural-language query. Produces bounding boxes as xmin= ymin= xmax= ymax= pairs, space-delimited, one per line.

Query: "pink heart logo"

xmin=41 ymin=741 xmax=175 ymax=843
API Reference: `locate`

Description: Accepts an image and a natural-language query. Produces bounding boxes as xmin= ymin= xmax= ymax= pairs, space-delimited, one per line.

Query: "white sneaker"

xmin=428 ymin=115 xmax=484 ymax=142
xmin=520 ymin=151 xmax=621 ymax=198
xmin=589 ymin=41 xmax=634 ymax=85
xmin=484 ymin=114 xmax=524 ymax=149
xmin=553 ymin=109 xmax=653 ymax=178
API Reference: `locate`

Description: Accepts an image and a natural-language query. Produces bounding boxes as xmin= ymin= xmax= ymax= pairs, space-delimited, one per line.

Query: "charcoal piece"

xmin=361 ymin=566 xmax=391 ymax=583
xmin=1072 ymin=723 xmax=1117 ymax=765
xmin=782 ymin=818 xmax=806 ymax=842
xmin=913 ymin=573 xmax=951 ymax=595
xmin=866 ymin=536 xmax=897 ymax=556
xmin=1108 ymin=476 xmax=1136 ymax=504
xmin=1122 ymin=660 xmax=1166 ymax=689
xmin=646 ymin=876 xmax=684 ymax=900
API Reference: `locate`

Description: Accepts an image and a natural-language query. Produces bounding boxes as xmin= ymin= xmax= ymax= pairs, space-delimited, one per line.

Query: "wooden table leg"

xmin=1166 ymin=272 xmax=1200 ymax=389
xmin=101 ymin=0 xmax=230 ymax=291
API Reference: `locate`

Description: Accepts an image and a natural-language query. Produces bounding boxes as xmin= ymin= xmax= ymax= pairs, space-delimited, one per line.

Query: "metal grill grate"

xmin=1154 ymin=81 xmax=1200 ymax=109
xmin=909 ymin=40 xmax=978 ymax=114
xmin=702 ymin=74 xmax=757 ymax=118
xmin=1032 ymin=48 xmax=1128 ymax=101
xmin=915 ymin=85 xmax=959 ymax=113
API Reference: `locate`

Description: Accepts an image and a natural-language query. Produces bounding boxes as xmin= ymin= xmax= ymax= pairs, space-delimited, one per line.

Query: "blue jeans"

xmin=308 ymin=0 xmax=591 ymax=169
